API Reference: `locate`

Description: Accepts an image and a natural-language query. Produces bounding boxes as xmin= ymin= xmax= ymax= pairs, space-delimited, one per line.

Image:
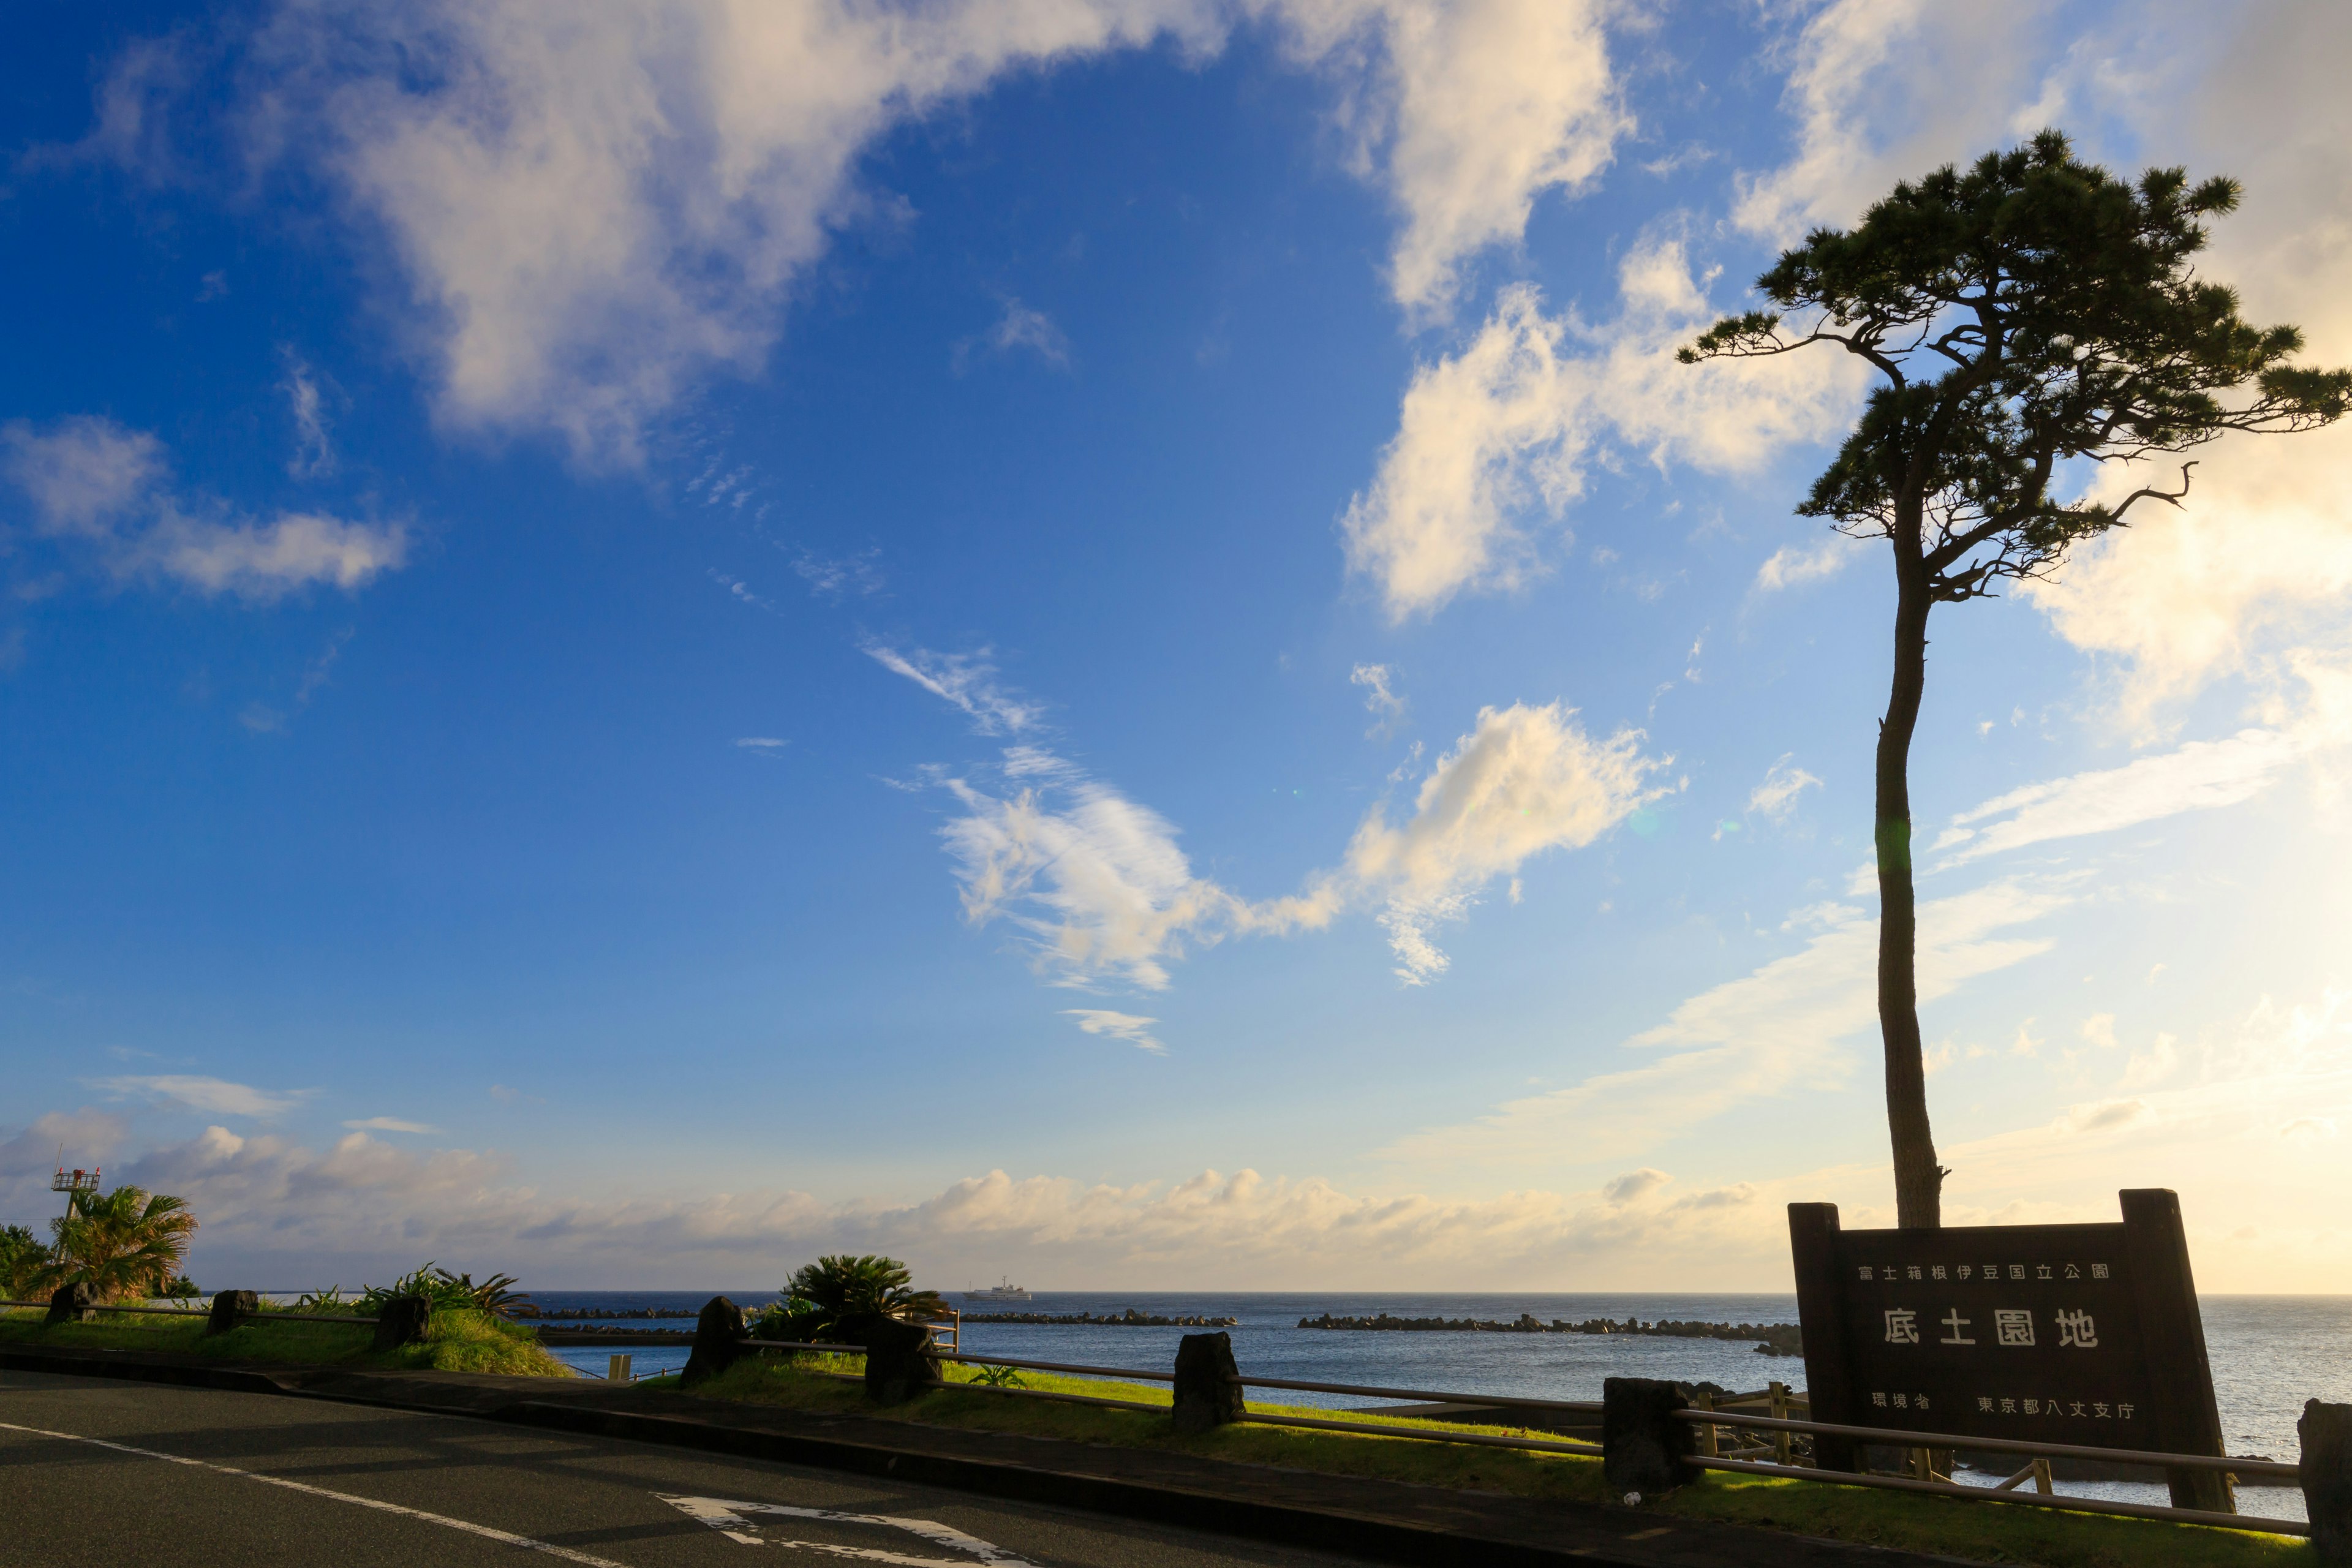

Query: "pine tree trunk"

xmin=1877 ymin=569 xmax=1942 ymax=1229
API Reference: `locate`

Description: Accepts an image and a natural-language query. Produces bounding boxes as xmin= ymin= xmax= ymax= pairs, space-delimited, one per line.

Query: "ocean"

xmin=525 ymin=1290 xmax=2351 ymax=1525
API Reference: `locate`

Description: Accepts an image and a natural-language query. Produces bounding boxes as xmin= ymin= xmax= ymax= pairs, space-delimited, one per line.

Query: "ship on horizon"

xmin=963 ymin=1277 xmax=1033 ymax=1302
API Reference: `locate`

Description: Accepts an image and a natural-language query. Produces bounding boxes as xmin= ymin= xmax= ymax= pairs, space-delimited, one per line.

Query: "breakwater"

xmin=1298 ymin=1311 xmax=1802 ymax=1356
xmin=963 ymin=1308 xmax=1240 ymax=1327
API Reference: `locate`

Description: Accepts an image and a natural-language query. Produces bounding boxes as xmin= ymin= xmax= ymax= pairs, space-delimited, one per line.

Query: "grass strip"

xmin=666 ymin=1354 xmax=2310 ymax=1568
xmin=0 ymin=1303 xmax=569 ymax=1378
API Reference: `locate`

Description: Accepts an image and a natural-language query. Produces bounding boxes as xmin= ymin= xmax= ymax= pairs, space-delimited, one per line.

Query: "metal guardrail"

xmin=1673 ymin=1405 xmax=2302 ymax=1480
xmin=1685 ymin=1454 xmax=2307 ymax=1536
xmin=727 ymin=1332 xmax=2312 ymax=1535
xmin=1 ymin=1298 xmax=378 ymax=1325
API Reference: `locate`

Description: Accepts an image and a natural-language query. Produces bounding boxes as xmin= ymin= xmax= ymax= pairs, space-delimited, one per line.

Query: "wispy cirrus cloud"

xmin=956 ymin=297 xmax=1071 ymax=371
xmin=1384 ymin=875 xmax=2070 ymax=1169
xmin=86 ymin=1074 xmax=307 ymax=1118
xmin=1351 ymin=662 xmax=1406 ymax=736
xmin=867 ymin=645 xmax=1044 ymax=736
xmin=343 ymin=1117 xmax=435 ymax=1134
xmin=1746 ymin=755 xmax=1822 ymax=821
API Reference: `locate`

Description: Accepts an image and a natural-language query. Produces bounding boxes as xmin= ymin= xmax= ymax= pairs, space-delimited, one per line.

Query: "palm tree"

xmin=37 ymin=1186 xmax=197 ymax=1303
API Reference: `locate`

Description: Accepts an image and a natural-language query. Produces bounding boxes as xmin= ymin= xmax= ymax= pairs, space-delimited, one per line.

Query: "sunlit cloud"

xmin=1061 ymin=1009 xmax=1166 ymax=1054
xmin=1343 ymin=243 xmax=1863 ymax=619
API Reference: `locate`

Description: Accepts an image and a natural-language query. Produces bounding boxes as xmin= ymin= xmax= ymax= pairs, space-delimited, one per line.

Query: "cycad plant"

xmin=37 ymin=1186 xmax=197 ymax=1303
xmin=358 ymin=1264 xmax=529 ymax=1318
xmin=758 ymin=1255 xmax=946 ymax=1343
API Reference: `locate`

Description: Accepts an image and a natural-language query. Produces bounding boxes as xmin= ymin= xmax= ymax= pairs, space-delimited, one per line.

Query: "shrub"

xmin=0 ymin=1225 xmax=43 ymax=1299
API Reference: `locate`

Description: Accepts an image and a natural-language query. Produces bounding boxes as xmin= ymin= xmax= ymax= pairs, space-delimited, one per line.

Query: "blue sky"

xmin=6 ymin=1 xmax=2350 ymax=1291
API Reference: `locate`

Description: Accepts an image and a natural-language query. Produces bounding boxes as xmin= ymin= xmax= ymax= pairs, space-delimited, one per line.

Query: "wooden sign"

xmin=1789 ymin=1189 xmax=2231 ymax=1510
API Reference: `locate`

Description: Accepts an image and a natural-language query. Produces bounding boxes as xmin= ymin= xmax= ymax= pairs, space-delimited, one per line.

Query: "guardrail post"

xmin=372 ymin=1293 xmax=431 ymax=1351
xmin=206 ymin=1290 xmax=258 ymax=1335
xmin=1171 ymin=1331 xmax=1243 ymax=1433
xmin=681 ymin=1295 xmax=745 ymax=1384
xmin=862 ymin=1316 xmax=944 ymax=1404
xmin=2304 ymin=1399 xmax=2352 ymax=1564
xmin=1603 ymin=1378 xmax=1694 ymax=1501
xmin=47 ymin=1283 xmax=98 ymax=1325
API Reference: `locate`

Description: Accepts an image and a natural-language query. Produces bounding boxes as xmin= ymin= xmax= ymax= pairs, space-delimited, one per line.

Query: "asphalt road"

xmin=0 ymin=1370 xmax=1379 ymax=1568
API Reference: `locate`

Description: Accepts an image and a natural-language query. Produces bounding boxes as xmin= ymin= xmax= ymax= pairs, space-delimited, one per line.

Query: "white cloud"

xmin=1746 ymin=754 xmax=1821 ymax=821
xmin=280 ymin=350 xmax=335 ymax=477
xmin=1 ymin=415 xmax=164 ymax=533
xmin=87 ymin=1074 xmax=307 ymax=1118
xmin=206 ymin=0 xmax=1632 ymax=456
xmin=1343 ymin=700 xmax=1662 ymax=982
xmin=2 ymin=417 xmax=406 ymax=600
xmin=867 ymin=644 xmax=1045 ymax=736
xmin=960 ymin=298 xmax=1071 ymax=369
xmin=933 ymin=700 xmax=1657 ymax=991
xmin=1730 ymin=0 xmax=2046 ymax=245
xmin=1061 ymin=1008 xmax=1166 ymax=1054
xmin=1342 ymin=243 xmax=1863 ymax=619
xmin=938 ymin=748 xmax=1338 ymax=991
xmin=343 ymin=1117 xmax=435 ymax=1133
xmin=1753 ymin=537 xmax=1856 ymax=593
xmin=1350 ymin=661 xmax=1404 ymax=734
xmin=143 ymin=507 xmax=407 ymax=597
xmin=734 ymin=736 xmax=787 ymax=752
xmin=1385 ymin=876 xmax=2068 ymax=1167
xmin=1267 ymin=0 xmax=1627 ymax=318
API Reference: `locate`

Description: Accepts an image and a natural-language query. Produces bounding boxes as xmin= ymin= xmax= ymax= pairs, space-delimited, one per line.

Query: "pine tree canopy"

xmin=1681 ymin=129 xmax=2352 ymax=601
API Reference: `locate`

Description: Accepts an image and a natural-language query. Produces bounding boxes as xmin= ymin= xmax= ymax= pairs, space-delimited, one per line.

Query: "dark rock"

xmin=47 ymin=1282 xmax=99 ymax=1325
xmin=207 ymin=1290 xmax=260 ymax=1335
xmin=372 ymin=1294 xmax=432 ymax=1351
xmin=2304 ymin=1400 xmax=2352 ymax=1564
xmin=861 ymin=1315 xmax=943 ymax=1404
xmin=1171 ymin=1330 xmax=1245 ymax=1433
xmin=680 ymin=1295 xmax=746 ymax=1384
xmin=1603 ymin=1377 xmax=1695 ymax=1499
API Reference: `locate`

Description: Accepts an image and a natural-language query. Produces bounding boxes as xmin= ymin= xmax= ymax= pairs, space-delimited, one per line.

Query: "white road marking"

xmin=0 ymin=1419 xmax=631 ymax=1567
xmin=658 ymin=1495 xmax=1039 ymax=1565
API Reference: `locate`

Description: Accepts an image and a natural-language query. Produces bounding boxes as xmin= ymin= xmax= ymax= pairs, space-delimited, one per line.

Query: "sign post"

xmin=1789 ymin=1189 xmax=2230 ymax=1512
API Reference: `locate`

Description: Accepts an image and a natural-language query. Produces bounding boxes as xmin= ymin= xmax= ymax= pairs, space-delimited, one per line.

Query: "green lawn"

xmin=668 ymin=1354 xmax=2312 ymax=1568
xmin=0 ymin=1303 xmax=570 ymax=1378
